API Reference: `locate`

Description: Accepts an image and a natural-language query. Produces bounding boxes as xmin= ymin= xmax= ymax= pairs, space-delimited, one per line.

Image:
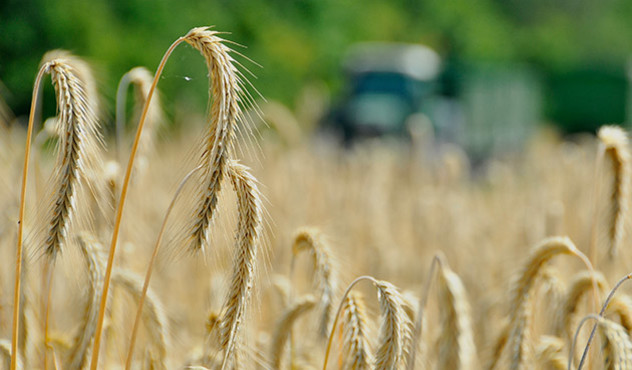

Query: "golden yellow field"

xmin=1 ymin=27 xmax=632 ymax=370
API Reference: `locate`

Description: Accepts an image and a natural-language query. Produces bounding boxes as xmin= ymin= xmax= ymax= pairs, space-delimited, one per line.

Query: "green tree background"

xmin=2 ymin=0 xmax=632 ymax=128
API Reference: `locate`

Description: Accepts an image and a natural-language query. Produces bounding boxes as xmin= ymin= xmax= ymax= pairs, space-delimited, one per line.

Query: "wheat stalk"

xmin=292 ymin=227 xmax=338 ymax=338
xmin=340 ymin=292 xmax=372 ymax=370
xmin=1 ymin=338 xmax=23 ymax=370
xmin=215 ymin=160 xmax=263 ymax=369
xmin=597 ymin=125 xmax=630 ymax=260
xmin=66 ymin=233 xmax=106 ymax=370
xmin=269 ymin=295 xmax=316 ymax=369
xmin=436 ymin=263 xmax=477 ymax=370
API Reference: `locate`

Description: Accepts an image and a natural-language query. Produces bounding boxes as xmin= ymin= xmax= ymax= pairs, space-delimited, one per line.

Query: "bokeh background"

xmin=3 ymin=0 xmax=632 ymax=145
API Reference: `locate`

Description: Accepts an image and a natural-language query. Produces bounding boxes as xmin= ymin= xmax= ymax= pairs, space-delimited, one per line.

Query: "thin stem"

xmin=11 ymin=65 xmax=49 ymax=370
xmin=569 ymin=314 xmax=601 ymax=370
xmin=124 ymin=164 xmax=203 ymax=370
xmin=408 ymin=254 xmax=444 ymax=370
xmin=43 ymin=265 xmax=54 ymax=370
xmin=89 ymin=36 xmax=186 ymax=370
xmin=577 ymin=273 xmax=632 ymax=370
xmin=323 ymin=276 xmax=377 ymax=370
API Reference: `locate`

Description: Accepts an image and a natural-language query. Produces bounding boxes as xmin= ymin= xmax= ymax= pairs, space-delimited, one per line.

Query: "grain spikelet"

xmin=37 ymin=51 xmax=103 ymax=258
xmin=112 ymin=270 xmax=169 ymax=370
xmin=66 ymin=233 xmax=106 ymax=370
xmin=341 ymin=292 xmax=372 ymax=370
xmin=216 ymin=160 xmax=263 ymax=366
xmin=500 ymin=237 xmax=583 ymax=370
xmin=534 ymin=335 xmax=566 ymax=370
xmin=598 ymin=125 xmax=630 ymax=259
xmin=598 ymin=317 xmax=632 ymax=369
xmin=436 ymin=264 xmax=477 ymax=370
xmin=374 ymin=280 xmax=411 ymax=370
xmin=557 ymin=271 xmax=607 ymax=341
xmin=269 ymin=295 xmax=316 ymax=369
xmin=0 ymin=338 xmax=23 ymax=370
xmin=292 ymin=227 xmax=338 ymax=338
xmin=182 ymin=27 xmax=246 ymax=253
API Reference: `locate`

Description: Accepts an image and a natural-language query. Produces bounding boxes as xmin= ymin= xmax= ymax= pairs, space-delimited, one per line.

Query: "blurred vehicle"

xmin=324 ymin=43 xmax=441 ymax=144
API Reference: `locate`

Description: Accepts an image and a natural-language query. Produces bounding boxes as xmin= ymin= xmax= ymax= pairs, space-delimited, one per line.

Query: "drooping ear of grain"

xmin=215 ymin=160 xmax=263 ymax=367
xmin=373 ymin=280 xmax=412 ymax=370
xmin=66 ymin=233 xmax=106 ymax=370
xmin=269 ymin=295 xmax=316 ymax=369
xmin=597 ymin=125 xmax=631 ymax=260
xmin=557 ymin=271 xmax=607 ymax=341
xmin=341 ymin=292 xmax=372 ymax=370
xmin=112 ymin=270 xmax=169 ymax=370
xmin=36 ymin=51 xmax=104 ymax=259
xmin=597 ymin=317 xmax=632 ymax=369
xmin=292 ymin=227 xmax=338 ymax=338
xmin=495 ymin=237 xmax=583 ymax=370
xmin=182 ymin=27 xmax=246 ymax=253
xmin=436 ymin=264 xmax=477 ymax=370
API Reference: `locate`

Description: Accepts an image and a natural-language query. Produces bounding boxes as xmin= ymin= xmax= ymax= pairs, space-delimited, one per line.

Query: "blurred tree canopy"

xmin=2 ymin=0 xmax=632 ymax=126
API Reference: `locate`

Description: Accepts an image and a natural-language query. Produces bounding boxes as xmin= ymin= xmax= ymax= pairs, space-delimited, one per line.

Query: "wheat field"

xmin=1 ymin=26 xmax=632 ymax=370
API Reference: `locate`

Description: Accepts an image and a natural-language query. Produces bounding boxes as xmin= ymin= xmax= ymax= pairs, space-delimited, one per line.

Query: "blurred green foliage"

xmin=2 ymin=0 xmax=632 ymax=127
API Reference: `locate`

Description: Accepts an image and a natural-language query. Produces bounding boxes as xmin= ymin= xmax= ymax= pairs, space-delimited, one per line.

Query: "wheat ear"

xmin=38 ymin=51 xmax=103 ymax=258
xmin=115 ymin=67 xmax=163 ymax=164
xmin=113 ymin=270 xmax=169 ymax=370
xmin=183 ymin=27 xmax=247 ymax=253
xmin=12 ymin=51 xmax=100 ymax=370
xmin=557 ymin=271 xmax=607 ymax=341
xmin=66 ymin=233 xmax=106 ymax=370
xmin=534 ymin=335 xmax=567 ymax=370
xmin=216 ymin=160 xmax=263 ymax=369
xmin=323 ymin=276 xmax=410 ymax=370
xmin=270 ymin=295 xmax=316 ymax=369
xmin=436 ymin=263 xmax=477 ymax=370
xmin=597 ymin=317 xmax=632 ymax=369
xmin=292 ymin=227 xmax=338 ymax=338
xmin=497 ymin=237 xmax=595 ymax=370
xmin=598 ymin=125 xmax=630 ymax=260
xmin=340 ymin=292 xmax=372 ymax=370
